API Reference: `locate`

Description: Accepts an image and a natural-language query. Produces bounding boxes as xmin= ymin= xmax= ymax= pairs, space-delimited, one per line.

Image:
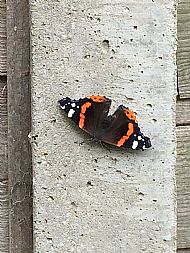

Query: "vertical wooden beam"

xmin=177 ymin=0 xmax=190 ymax=98
xmin=0 ymin=77 xmax=8 ymax=252
xmin=0 ymin=0 xmax=7 ymax=75
xmin=7 ymin=0 xmax=33 ymax=252
xmin=0 ymin=0 xmax=8 ymax=251
xmin=177 ymin=0 xmax=190 ymax=251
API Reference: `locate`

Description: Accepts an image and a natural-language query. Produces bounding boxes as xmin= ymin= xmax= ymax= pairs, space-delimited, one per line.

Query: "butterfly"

xmin=58 ymin=95 xmax=151 ymax=150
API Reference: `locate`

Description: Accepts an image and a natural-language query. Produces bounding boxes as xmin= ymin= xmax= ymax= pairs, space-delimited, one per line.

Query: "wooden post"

xmin=7 ymin=0 xmax=33 ymax=252
xmin=0 ymin=76 xmax=8 ymax=252
xmin=0 ymin=0 xmax=6 ymax=76
xmin=177 ymin=0 xmax=190 ymax=251
xmin=0 ymin=0 xmax=8 ymax=252
xmin=30 ymin=0 xmax=177 ymax=252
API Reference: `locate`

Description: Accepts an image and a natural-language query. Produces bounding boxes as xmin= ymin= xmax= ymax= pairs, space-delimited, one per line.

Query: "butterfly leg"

xmin=79 ymin=137 xmax=96 ymax=146
xmin=100 ymin=141 xmax=111 ymax=153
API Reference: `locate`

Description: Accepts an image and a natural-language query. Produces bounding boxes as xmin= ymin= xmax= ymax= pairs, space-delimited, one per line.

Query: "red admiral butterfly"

xmin=58 ymin=95 xmax=151 ymax=150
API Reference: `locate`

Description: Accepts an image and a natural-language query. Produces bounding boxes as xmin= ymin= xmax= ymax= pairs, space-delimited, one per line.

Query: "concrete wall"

xmin=30 ymin=0 xmax=177 ymax=252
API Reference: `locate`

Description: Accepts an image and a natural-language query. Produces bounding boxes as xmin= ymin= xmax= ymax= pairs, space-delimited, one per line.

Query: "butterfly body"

xmin=58 ymin=95 xmax=151 ymax=150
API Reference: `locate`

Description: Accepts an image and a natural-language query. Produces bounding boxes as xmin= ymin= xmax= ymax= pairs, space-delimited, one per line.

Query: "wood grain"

xmin=0 ymin=77 xmax=7 ymax=178
xmin=0 ymin=0 xmax=6 ymax=75
xmin=176 ymin=126 xmax=190 ymax=249
xmin=7 ymin=0 xmax=33 ymax=252
xmin=0 ymin=180 xmax=9 ymax=253
xmin=176 ymin=99 xmax=190 ymax=125
xmin=178 ymin=250 xmax=190 ymax=253
xmin=177 ymin=0 xmax=190 ymax=98
xmin=0 ymin=77 xmax=8 ymax=252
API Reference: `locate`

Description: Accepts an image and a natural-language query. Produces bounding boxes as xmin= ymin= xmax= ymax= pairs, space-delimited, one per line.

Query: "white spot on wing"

xmin=61 ymin=105 xmax=65 ymax=110
xmin=137 ymin=136 xmax=142 ymax=140
xmin=71 ymin=103 xmax=76 ymax=107
xmin=132 ymin=140 xmax=138 ymax=150
xmin=68 ymin=109 xmax=75 ymax=118
xmin=77 ymin=106 xmax=79 ymax=108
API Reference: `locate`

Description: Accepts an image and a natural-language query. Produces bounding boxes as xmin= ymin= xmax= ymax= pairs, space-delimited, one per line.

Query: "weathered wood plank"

xmin=0 ymin=77 xmax=7 ymax=178
xmin=176 ymin=99 xmax=190 ymax=125
xmin=0 ymin=180 xmax=9 ymax=253
xmin=176 ymin=126 xmax=190 ymax=249
xmin=7 ymin=0 xmax=33 ymax=252
xmin=177 ymin=0 xmax=190 ymax=98
xmin=0 ymin=0 xmax=6 ymax=75
xmin=0 ymin=77 xmax=8 ymax=252
xmin=178 ymin=249 xmax=190 ymax=253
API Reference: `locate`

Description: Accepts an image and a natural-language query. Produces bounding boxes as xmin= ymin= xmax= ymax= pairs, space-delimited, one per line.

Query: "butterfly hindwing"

xmin=101 ymin=105 xmax=151 ymax=150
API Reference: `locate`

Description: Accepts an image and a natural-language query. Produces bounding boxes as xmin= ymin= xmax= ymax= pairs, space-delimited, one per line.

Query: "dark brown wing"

xmin=102 ymin=105 xmax=151 ymax=150
xmin=58 ymin=96 xmax=112 ymax=138
xmin=80 ymin=96 xmax=111 ymax=136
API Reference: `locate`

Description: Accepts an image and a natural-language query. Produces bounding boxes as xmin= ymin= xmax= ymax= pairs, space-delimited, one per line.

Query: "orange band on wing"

xmin=124 ymin=108 xmax=137 ymax=122
xmin=117 ymin=123 xmax=134 ymax=147
xmin=88 ymin=95 xmax=107 ymax=103
xmin=79 ymin=102 xmax=91 ymax=128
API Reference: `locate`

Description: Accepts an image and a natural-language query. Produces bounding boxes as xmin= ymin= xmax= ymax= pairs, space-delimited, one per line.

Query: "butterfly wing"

xmin=58 ymin=96 xmax=111 ymax=137
xmin=102 ymin=105 xmax=151 ymax=150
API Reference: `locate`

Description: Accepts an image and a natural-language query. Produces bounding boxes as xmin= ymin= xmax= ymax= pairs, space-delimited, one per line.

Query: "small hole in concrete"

xmin=102 ymin=39 xmax=110 ymax=49
xmin=87 ymin=181 xmax=93 ymax=186
xmin=71 ymin=201 xmax=77 ymax=207
xmin=147 ymin=103 xmax=152 ymax=108
xmin=84 ymin=55 xmax=90 ymax=59
xmin=152 ymin=118 xmax=157 ymax=123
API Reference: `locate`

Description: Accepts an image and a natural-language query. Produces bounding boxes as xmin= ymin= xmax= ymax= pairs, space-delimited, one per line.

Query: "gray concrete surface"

xmin=30 ymin=1 xmax=177 ymax=252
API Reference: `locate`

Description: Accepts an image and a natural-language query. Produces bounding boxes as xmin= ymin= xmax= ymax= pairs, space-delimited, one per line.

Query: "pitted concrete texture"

xmin=30 ymin=1 xmax=177 ymax=252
